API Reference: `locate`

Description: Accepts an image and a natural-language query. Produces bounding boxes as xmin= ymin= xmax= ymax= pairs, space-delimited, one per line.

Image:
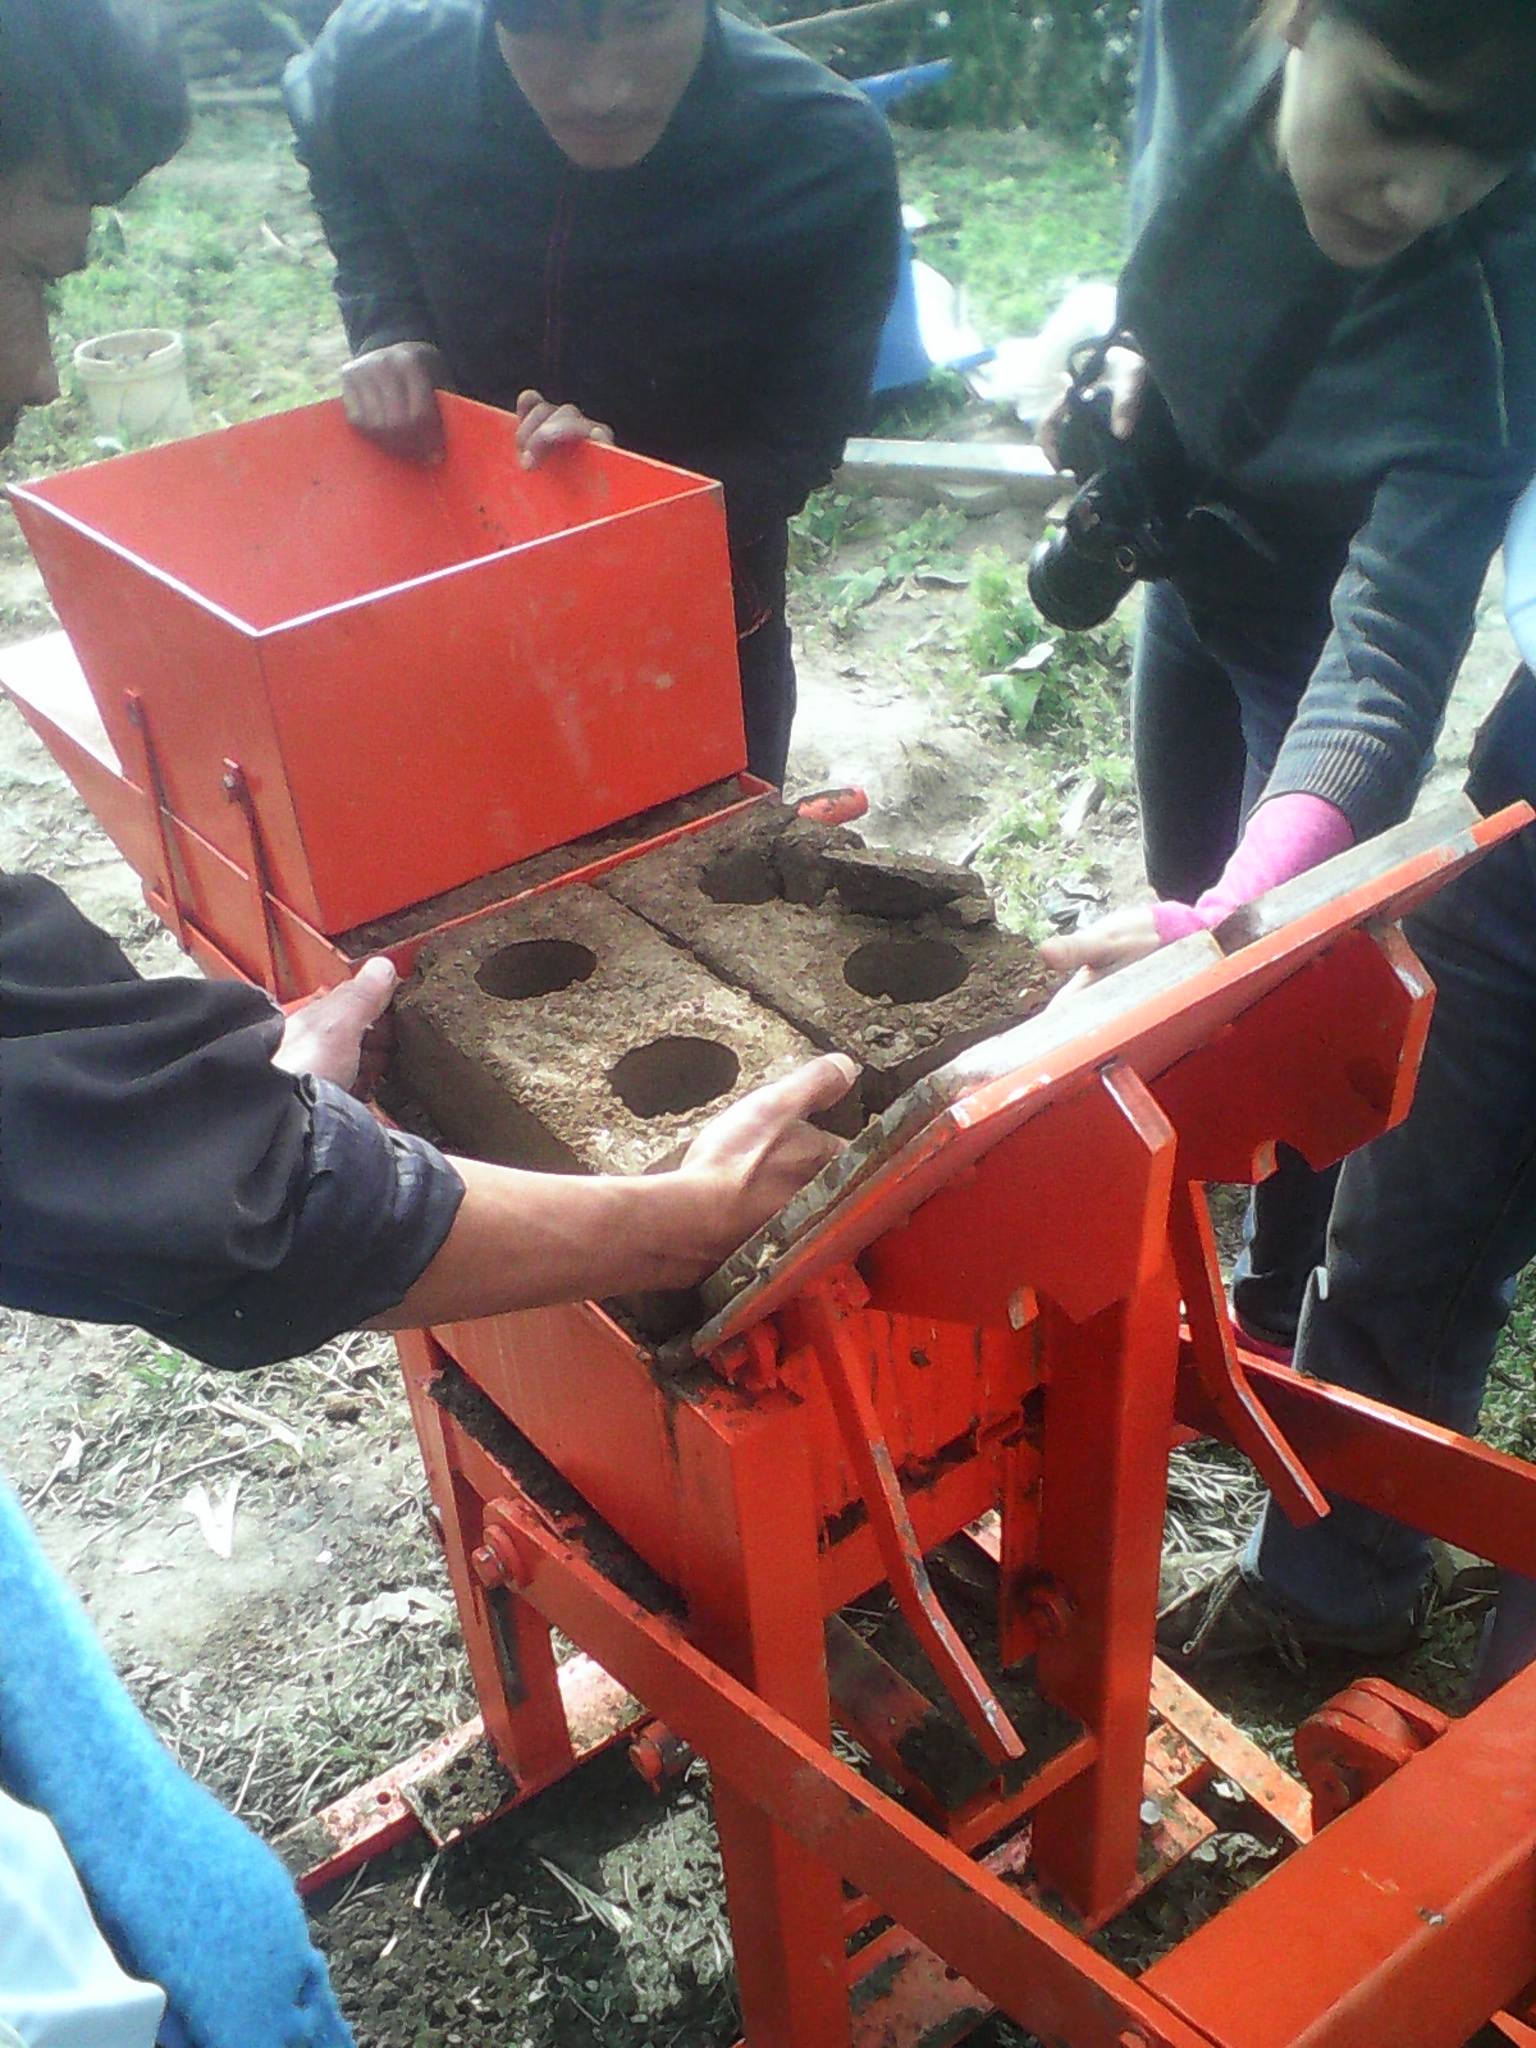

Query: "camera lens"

xmin=1027 ymin=529 xmax=1136 ymax=632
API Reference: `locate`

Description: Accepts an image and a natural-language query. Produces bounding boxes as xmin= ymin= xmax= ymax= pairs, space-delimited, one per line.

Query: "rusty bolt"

xmin=1025 ymin=1578 xmax=1075 ymax=1642
xmin=471 ymin=1542 xmax=504 ymax=1589
xmin=472 ymin=1523 xmax=532 ymax=1589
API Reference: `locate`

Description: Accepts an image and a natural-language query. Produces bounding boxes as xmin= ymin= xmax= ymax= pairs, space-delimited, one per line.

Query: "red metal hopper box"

xmin=9 ymin=394 xmax=746 ymax=934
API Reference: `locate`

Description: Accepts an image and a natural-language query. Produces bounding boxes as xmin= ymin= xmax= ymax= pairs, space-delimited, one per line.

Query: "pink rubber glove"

xmin=1153 ymin=793 xmax=1354 ymax=943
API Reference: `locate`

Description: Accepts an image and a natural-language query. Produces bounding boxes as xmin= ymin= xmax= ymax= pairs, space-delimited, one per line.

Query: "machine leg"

xmin=997 ymin=1430 xmax=1043 ymax=1671
xmin=672 ymin=1395 xmax=852 ymax=2048
xmin=1030 ymin=1252 xmax=1183 ymax=1924
xmin=397 ymin=1332 xmax=575 ymax=1788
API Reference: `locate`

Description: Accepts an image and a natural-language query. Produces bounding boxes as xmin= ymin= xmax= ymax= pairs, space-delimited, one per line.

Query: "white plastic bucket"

xmin=72 ymin=328 xmax=194 ymax=440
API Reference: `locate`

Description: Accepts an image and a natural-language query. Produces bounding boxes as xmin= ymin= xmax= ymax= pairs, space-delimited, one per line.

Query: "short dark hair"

xmin=1307 ymin=0 xmax=1536 ymax=159
xmin=0 ymin=0 xmax=188 ymax=204
xmin=490 ymin=0 xmax=708 ymax=34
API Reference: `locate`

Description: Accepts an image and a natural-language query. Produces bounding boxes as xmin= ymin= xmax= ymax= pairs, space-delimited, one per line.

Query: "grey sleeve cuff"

xmin=153 ymin=1084 xmax=465 ymax=1372
xmin=1260 ymin=464 xmax=1517 ymax=839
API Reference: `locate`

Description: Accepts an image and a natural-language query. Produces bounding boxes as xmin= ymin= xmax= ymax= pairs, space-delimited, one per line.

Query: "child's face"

xmin=1274 ymin=3 xmax=1514 ymax=269
xmin=496 ymin=0 xmax=710 ymax=171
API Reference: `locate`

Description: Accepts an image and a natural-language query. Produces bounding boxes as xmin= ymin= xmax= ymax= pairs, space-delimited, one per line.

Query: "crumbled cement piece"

xmin=819 ymin=844 xmax=994 ymax=923
xmin=773 ymin=816 xmax=864 ymax=907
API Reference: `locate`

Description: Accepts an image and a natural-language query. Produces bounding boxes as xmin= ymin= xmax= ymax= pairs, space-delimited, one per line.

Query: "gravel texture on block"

xmin=394 ymin=884 xmax=822 ymax=1175
xmin=605 ymin=802 xmax=1056 ymax=1109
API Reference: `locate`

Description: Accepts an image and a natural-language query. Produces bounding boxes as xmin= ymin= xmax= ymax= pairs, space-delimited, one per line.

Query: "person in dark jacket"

xmin=283 ymin=0 xmax=902 ymax=786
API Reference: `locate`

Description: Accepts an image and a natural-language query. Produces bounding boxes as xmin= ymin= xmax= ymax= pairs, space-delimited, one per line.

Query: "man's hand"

xmin=516 ymin=387 xmax=615 ymax=470
xmin=674 ymin=1053 xmax=858 ymax=1261
xmin=273 ymin=957 xmax=398 ymax=1096
xmin=1040 ymin=905 xmax=1164 ymax=984
xmin=1037 ymin=344 xmax=1148 ymax=472
xmin=341 ymin=341 xmax=451 ymax=464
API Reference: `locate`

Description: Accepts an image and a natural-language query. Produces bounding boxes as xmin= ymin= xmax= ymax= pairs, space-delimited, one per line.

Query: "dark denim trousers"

xmin=1251 ymin=670 xmax=1536 ymax=1692
xmin=1132 ymin=576 xmax=1345 ymax=1341
xmin=734 ymin=521 xmax=797 ymax=787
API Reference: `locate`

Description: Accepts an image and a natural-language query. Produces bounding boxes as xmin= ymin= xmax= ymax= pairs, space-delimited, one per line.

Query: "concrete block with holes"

xmin=393 ymin=885 xmax=827 ymax=1175
xmin=604 ymin=805 xmax=1054 ymax=1109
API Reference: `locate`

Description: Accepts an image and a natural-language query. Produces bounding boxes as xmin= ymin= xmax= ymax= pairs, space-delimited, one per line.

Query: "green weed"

xmin=813 ymin=504 xmax=969 ymax=631
xmin=789 ymin=489 xmax=882 ymax=573
xmin=1481 ymin=1265 xmax=1536 ymax=1461
xmin=122 ymin=1341 xmax=200 ymax=1395
xmin=965 ymin=550 xmax=1129 ymax=750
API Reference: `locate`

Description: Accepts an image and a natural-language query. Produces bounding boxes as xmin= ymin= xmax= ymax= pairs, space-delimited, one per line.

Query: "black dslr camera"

xmin=1027 ymin=336 xmax=1194 ymax=632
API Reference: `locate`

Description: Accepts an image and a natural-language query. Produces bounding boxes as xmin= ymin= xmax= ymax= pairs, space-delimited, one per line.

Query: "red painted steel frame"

xmin=403 ymin=811 xmax=1536 ymax=2048
xmin=14 ymin=554 xmax=1536 ymax=2044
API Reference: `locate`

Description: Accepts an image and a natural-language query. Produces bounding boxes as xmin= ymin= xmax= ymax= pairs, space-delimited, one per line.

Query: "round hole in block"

xmin=699 ymin=846 xmax=779 ymax=905
xmin=609 ymin=1036 xmax=741 ymax=1119
xmin=843 ymin=936 xmax=969 ymax=1004
xmin=475 ymin=939 xmax=598 ymax=1001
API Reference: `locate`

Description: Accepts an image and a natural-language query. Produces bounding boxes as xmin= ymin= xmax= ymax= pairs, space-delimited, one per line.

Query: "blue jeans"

xmin=1133 ymin=577 xmax=1345 ymax=1342
xmin=1251 ymin=670 xmax=1536 ymax=1693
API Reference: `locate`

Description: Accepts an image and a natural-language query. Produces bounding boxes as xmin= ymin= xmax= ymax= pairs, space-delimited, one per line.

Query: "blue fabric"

xmin=856 ymin=58 xmax=951 ymax=110
xmin=0 ymin=1480 xmax=353 ymax=2048
xmin=1250 ymin=670 xmax=1536 ymax=1696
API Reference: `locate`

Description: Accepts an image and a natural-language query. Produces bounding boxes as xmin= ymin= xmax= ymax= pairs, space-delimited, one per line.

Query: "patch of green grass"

xmin=899 ymin=129 xmax=1127 ymax=337
xmin=121 ymin=1340 xmax=202 ymax=1396
xmin=955 ymin=552 xmax=1132 ymax=935
xmin=789 ymin=488 xmax=884 ymax=575
xmin=5 ymin=108 xmax=341 ymax=482
xmin=1481 ymin=1264 xmax=1536 ymax=1461
xmin=793 ymin=499 xmax=969 ymax=631
xmin=965 ymin=550 xmax=1129 ymax=751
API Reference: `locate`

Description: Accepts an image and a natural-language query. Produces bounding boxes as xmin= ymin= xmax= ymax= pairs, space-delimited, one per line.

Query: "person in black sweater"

xmin=284 ymin=0 xmax=902 ymax=786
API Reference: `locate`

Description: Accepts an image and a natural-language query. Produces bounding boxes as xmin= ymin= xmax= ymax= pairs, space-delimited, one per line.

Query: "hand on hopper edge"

xmin=672 ymin=1051 xmax=858 ymax=1262
xmin=341 ymin=340 xmax=451 ymax=464
xmin=515 ymin=387 xmax=615 ymax=469
xmin=272 ymin=956 xmax=398 ymax=1096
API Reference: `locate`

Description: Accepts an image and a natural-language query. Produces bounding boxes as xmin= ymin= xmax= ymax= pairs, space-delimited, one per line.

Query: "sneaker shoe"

xmin=1157 ymin=1558 xmax=1419 ymax=1673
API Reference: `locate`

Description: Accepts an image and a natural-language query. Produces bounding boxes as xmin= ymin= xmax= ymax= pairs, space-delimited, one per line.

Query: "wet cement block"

xmin=393 ymin=885 xmax=826 ymax=1175
xmin=604 ymin=805 xmax=1057 ymax=1110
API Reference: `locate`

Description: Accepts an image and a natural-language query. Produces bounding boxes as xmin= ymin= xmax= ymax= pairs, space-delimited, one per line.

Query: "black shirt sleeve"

xmin=0 ymin=875 xmax=464 ymax=1370
xmin=284 ymin=25 xmax=441 ymax=357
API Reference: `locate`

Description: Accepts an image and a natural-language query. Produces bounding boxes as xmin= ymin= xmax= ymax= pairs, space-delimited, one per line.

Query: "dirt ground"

xmin=0 ymin=101 xmax=1526 ymax=2048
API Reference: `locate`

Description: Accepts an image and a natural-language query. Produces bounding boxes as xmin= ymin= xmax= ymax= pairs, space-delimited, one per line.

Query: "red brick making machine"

xmin=9 ymin=395 xmax=1536 ymax=2048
